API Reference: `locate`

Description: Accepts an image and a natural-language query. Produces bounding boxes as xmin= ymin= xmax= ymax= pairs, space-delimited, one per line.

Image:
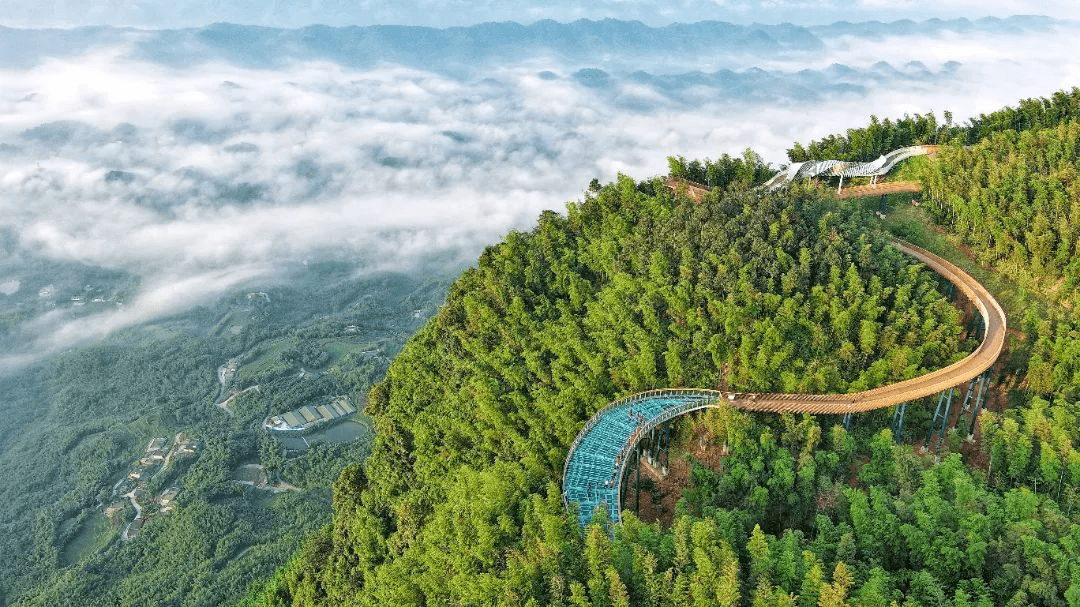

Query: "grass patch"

xmin=893 ymin=155 xmax=931 ymax=181
xmin=126 ymin=419 xmax=176 ymax=446
xmin=847 ymin=192 xmax=920 ymax=212
xmin=243 ymin=486 xmax=282 ymax=510
xmin=321 ymin=339 xmax=382 ymax=366
xmin=61 ymin=512 xmax=117 ymax=566
xmin=208 ymin=309 xmax=247 ymax=338
xmin=234 ymin=338 xmax=378 ymax=384
xmin=234 ymin=340 xmax=292 ymax=383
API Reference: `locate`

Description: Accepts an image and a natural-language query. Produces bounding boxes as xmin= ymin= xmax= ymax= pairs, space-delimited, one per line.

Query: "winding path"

xmin=562 ymin=239 xmax=1006 ymax=527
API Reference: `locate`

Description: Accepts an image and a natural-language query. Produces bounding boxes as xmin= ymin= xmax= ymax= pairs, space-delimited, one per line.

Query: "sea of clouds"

xmin=0 ymin=16 xmax=1078 ymax=370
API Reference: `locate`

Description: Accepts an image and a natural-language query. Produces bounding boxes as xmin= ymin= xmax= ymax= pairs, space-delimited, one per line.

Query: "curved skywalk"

xmin=761 ymin=145 xmax=935 ymax=191
xmin=563 ymin=239 xmax=1006 ymax=527
xmin=561 ymin=389 xmax=719 ymax=527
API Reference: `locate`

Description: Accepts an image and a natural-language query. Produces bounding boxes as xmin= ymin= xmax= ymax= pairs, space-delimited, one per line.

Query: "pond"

xmin=274 ymin=434 xmax=309 ymax=451
xmin=307 ymin=420 xmax=370 ymax=445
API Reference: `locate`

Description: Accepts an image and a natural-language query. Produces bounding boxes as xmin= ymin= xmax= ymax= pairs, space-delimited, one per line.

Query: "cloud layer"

xmin=0 ymin=17 xmax=1078 ymax=370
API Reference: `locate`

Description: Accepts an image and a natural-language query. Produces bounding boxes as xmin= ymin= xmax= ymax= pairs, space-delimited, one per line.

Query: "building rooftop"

xmin=282 ymin=411 xmax=304 ymax=428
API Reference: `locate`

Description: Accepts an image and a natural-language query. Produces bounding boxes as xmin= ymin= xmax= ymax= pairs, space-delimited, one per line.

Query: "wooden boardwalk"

xmin=838 ymin=180 xmax=922 ymax=199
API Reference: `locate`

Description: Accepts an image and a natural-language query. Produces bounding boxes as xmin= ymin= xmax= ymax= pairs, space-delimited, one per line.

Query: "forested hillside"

xmin=917 ymin=114 xmax=1080 ymax=561
xmin=787 ymin=87 xmax=1080 ymax=163
xmin=921 ymin=122 xmax=1080 ymax=309
xmin=664 ymin=148 xmax=775 ymax=193
xmin=250 ymin=172 xmax=997 ymax=605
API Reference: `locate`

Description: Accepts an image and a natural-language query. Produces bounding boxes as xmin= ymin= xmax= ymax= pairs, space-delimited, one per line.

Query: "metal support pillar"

xmin=842 ymin=412 xmax=853 ymax=431
xmin=622 ymin=457 xmax=630 ymax=505
xmin=939 ymin=277 xmax=955 ymax=299
xmin=927 ymin=388 xmax=955 ymax=449
xmin=890 ymin=402 xmax=908 ymax=443
xmin=959 ymin=373 xmax=979 ymax=412
xmin=959 ymin=369 xmax=992 ymax=437
xmin=968 ymin=377 xmax=990 ymax=437
xmin=635 ymin=441 xmax=641 ymax=514
xmin=974 ymin=315 xmax=984 ymax=341
xmin=656 ymin=421 xmax=665 ymax=468
xmin=958 ymin=371 xmax=980 ymax=423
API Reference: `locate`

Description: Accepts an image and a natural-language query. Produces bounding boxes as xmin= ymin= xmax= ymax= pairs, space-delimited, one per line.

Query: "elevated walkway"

xmin=563 ymin=239 xmax=1006 ymax=527
xmin=761 ymin=145 xmax=935 ymax=191
xmin=664 ymin=145 xmax=935 ymax=203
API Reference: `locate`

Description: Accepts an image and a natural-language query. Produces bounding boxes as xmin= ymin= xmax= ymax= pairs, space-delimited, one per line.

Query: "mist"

xmin=0 ymin=16 xmax=1077 ymax=371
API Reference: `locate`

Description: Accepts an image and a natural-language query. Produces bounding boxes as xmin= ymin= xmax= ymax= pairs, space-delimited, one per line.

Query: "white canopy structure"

xmin=762 ymin=145 xmax=933 ymax=191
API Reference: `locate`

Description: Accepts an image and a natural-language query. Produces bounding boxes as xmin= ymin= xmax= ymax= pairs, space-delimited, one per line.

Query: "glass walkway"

xmin=561 ymin=389 xmax=721 ymax=527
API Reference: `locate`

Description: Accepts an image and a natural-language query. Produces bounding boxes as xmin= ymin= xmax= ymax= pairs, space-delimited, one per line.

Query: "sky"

xmin=0 ymin=0 xmax=1075 ymax=29
xmin=0 ymin=9 xmax=1077 ymax=371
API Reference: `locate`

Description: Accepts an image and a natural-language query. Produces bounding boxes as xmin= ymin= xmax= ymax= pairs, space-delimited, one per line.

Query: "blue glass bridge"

xmin=561 ymin=389 xmax=724 ymax=527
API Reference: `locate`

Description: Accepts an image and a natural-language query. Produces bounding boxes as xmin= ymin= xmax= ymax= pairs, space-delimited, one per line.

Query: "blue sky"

xmin=0 ymin=0 xmax=1074 ymax=29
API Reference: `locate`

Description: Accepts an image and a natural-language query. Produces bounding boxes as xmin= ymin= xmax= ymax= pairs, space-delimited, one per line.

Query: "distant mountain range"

xmin=0 ymin=15 xmax=1060 ymax=72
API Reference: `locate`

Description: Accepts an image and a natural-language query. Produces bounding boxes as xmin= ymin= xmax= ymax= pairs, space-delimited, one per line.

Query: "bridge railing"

xmin=562 ymin=388 xmax=724 ymax=523
xmin=608 ymin=393 xmax=722 ymax=523
xmin=561 ymin=388 xmax=724 ymax=487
